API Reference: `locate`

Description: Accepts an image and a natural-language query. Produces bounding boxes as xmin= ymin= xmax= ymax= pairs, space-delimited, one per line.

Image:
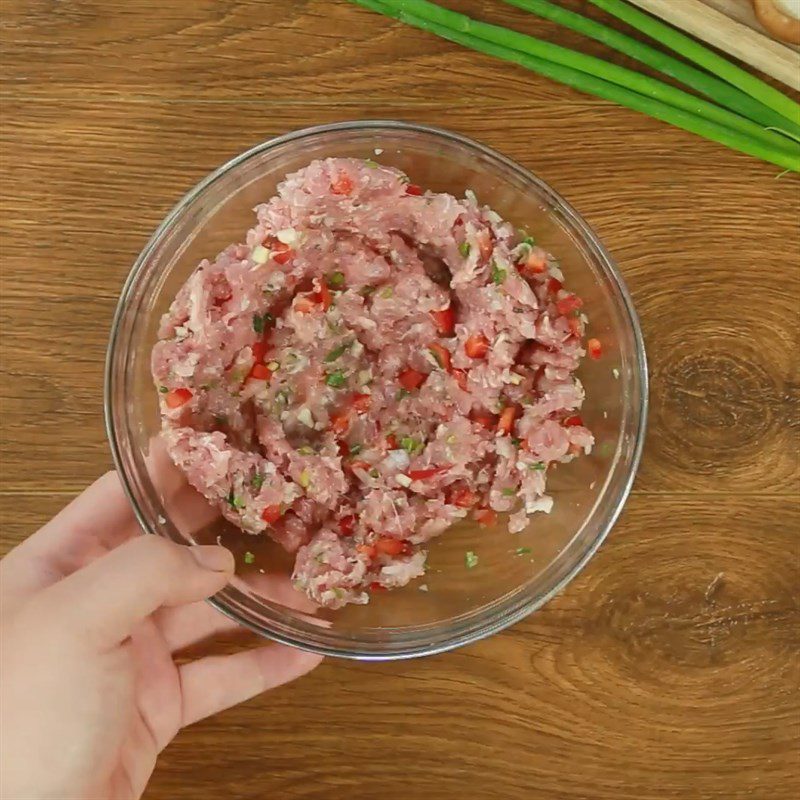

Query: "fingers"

xmin=156 ymin=600 xmax=243 ymax=653
xmin=0 ymin=472 xmax=140 ymax=607
xmin=32 ymin=536 xmax=235 ymax=647
xmin=179 ymin=643 xmax=323 ymax=726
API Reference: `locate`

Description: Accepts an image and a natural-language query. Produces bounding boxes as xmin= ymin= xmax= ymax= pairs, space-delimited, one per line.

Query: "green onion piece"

xmin=244 ymin=551 xmax=255 ymax=564
xmin=465 ymin=550 xmax=479 ymax=569
xmin=349 ymin=443 xmax=363 ymax=455
xmin=458 ymin=241 xmax=471 ymax=257
xmin=504 ymin=0 xmax=800 ymax=137
xmin=251 ymin=473 xmax=265 ymax=490
xmin=530 ymin=461 xmax=546 ymax=471
xmin=328 ymin=271 xmax=346 ymax=288
xmin=297 ymin=446 xmax=315 ymax=455
xmin=511 ymin=437 xmax=522 ymax=447
xmin=587 ymin=0 xmax=800 ymax=131
xmin=522 ymin=235 xmax=535 ymax=246
xmin=158 ymin=386 xmax=168 ymax=393
xmin=401 ymin=436 xmax=423 ymax=455
xmin=298 ymin=469 xmax=311 ymax=488
xmin=502 ymin=488 xmax=517 ymax=496
xmin=325 ymin=343 xmax=350 ymax=362
xmin=380 ymin=286 xmax=394 ymax=298
xmin=364 ymin=158 xmax=379 ymax=168
xmin=351 ymin=0 xmax=800 ymax=171
xmin=515 ymin=547 xmax=532 ymax=556
xmin=491 ymin=262 xmax=507 ymax=284
xmin=325 ymin=370 xmax=347 ymax=388
xmin=396 ymin=388 xmax=411 ymax=400
xmin=369 ymin=468 xmax=379 ymax=478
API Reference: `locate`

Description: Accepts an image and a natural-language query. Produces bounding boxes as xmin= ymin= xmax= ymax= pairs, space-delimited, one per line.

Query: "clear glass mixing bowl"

xmin=105 ymin=121 xmax=647 ymax=660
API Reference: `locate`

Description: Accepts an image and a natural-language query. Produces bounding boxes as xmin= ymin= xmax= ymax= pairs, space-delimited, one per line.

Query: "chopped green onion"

xmin=328 ymin=271 xmax=346 ymax=288
xmin=465 ymin=550 xmax=479 ymax=569
xmin=396 ymin=388 xmax=411 ymax=400
xmin=379 ymin=286 xmax=394 ymax=299
xmin=298 ymin=469 xmax=311 ymax=488
xmin=401 ymin=436 xmax=424 ymax=455
xmin=253 ymin=313 xmax=269 ymax=334
xmin=502 ymin=488 xmax=517 ymax=497
xmin=369 ymin=468 xmax=379 ymax=478
xmin=297 ymin=446 xmax=315 ymax=456
xmin=530 ymin=461 xmax=546 ymax=471
xmin=491 ymin=262 xmax=507 ymax=284
xmin=522 ymin=235 xmax=535 ymax=246
xmin=364 ymin=158 xmax=379 ymax=168
xmin=325 ymin=343 xmax=350 ymax=363
xmin=244 ymin=551 xmax=255 ymax=564
xmin=325 ymin=370 xmax=347 ymax=388
xmin=349 ymin=443 xmax=363 ymax=455
xmin=251 ymin=473 xmax=265 ymax=490
xmin=158 ymin=386 xmax=168 ymax=393
xmin=458 ymin=241 xmax=471 ymax=257
xmin=515 ymin=547 xmax=532 ymax=556
xmin=511 ymin=437 xmax=522 ymax=447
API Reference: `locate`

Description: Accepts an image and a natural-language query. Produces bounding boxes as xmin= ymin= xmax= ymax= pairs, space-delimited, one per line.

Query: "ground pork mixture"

xmin=152 ymin=157 xmax=595 ymax=608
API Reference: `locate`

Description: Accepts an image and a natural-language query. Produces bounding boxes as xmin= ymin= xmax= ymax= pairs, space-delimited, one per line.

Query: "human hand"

xmin=0 ymin=472 xmax=323 ymax=800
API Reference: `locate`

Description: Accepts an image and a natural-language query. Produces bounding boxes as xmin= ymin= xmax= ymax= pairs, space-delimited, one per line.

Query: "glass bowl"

xmin=105 ymin=121 xmax=647 ymax=660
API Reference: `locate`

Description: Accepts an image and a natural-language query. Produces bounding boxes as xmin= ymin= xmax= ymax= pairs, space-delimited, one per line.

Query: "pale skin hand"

xmin=0 ymin=472 xmax=323 ymax=800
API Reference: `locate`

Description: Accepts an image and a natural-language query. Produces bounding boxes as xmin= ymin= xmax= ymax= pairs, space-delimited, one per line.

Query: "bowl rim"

xmin=105 ymin=119 xmax=649 ymax=660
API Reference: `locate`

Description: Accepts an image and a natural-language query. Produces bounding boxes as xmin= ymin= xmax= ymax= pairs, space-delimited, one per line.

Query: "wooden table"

xmin=2 ymin=1 xmax=798 ymax=798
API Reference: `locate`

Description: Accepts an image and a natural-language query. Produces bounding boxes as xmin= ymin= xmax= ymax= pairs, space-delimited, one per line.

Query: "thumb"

xmin=33 ymin=535 xmax=235 ymax=647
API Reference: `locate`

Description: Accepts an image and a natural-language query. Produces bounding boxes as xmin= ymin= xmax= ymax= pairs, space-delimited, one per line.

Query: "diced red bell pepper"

xmin=474 ymin=508 xmax=497 ymax=527
xmin=385 ymin=433 xmax=398 ymax=450
xmin=331 ymin=174 xmax=354 ymax=195
xmin=294 ymin=296 xmax=316 ymax=314
xmin=564 ymin=415 xmax=584 ymax=428
xmin=430 ymin=306 xmax=455 ymax=336
xmin=547 ymin=277 xmax=563 ymax=294
xmin=375 ymin=537 xmax=407 ymax=556
xmin=339 ymin=515 xmax=356 ymax=537
xmin=251 ymin=339 xmax=268 ymax=364
xmin=369 ymin=581 xmax=386 ymax=591
xmin=497 ymin=404 xmax=521 ymax=435
xmin=587 ymin=338 xmax=602 ymax=360
xmin=477 ymin=230 xmax=493 ymax=260
xmin=470 ymin=409 xmax=496 ymax=430
xmin=330 ymin=412 xmax=350 ymax=436
xmin=352 ymin=393 xmax=372 ymax=414
xmin=261 ymin=504 xmax=282 ymax=525
xmin=248 ymin=363 xmax=272 ymax=381
xmin=398 ymin=367 xmax=426 ymax=391
xmin=165 ymin=388 xmax=193 ymax=409
xmin=464 ymin=333 xmax=489 ymax=359
xmin=556 ymin=294 xmax=583 ymax=316
xmin=271 ymin=241 xmax=293 ymax=266
xmin=350 ymin=460 xmax=371 ymax=473
xmin=520 ymin=250 xmax=547 ymax=276
xmin=315 ymin=282 xmax=332 ymax=310
xmin=407 ymin=465 xmax=450 ymax=481
xmin=405 ymin=184 xmax=423 ymax=196
xmin=428 ymin=342 xmax=452 ymax=372
xmin=452 ymin=369 xmax=468 ymax=391
xmin=448 ymin=485 xmax=478 ymax=508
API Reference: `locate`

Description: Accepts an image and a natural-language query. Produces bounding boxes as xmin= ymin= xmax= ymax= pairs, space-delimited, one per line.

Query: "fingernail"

xmin=190 ymin=545 xmax=235 ymax=573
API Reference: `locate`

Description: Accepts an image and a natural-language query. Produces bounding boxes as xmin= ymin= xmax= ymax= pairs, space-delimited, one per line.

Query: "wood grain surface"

xmin=1 ymin=1 xmax=799 ymax=798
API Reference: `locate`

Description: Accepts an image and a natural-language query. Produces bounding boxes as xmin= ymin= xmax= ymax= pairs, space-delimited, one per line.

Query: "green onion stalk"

xmin=588 ymin=0 xmax=800 ymax=131
xmin=351 ymin=0 xmax=800 ymax=172
xmin=503 ymin=0 xmax=800 ymax=138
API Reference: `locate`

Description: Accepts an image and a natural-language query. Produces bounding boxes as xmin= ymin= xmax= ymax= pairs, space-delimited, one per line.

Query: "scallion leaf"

xmin=325 ymin=370 xmax=347 ymax=388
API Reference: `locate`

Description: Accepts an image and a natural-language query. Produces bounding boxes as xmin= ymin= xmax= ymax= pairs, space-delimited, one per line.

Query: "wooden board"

xmin=1 ymin=2 xmax=799 ymax=799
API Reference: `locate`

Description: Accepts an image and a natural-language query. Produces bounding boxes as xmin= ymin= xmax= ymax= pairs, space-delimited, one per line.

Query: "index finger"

xmin=0 ymin=471 xmax=139 ymax=607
